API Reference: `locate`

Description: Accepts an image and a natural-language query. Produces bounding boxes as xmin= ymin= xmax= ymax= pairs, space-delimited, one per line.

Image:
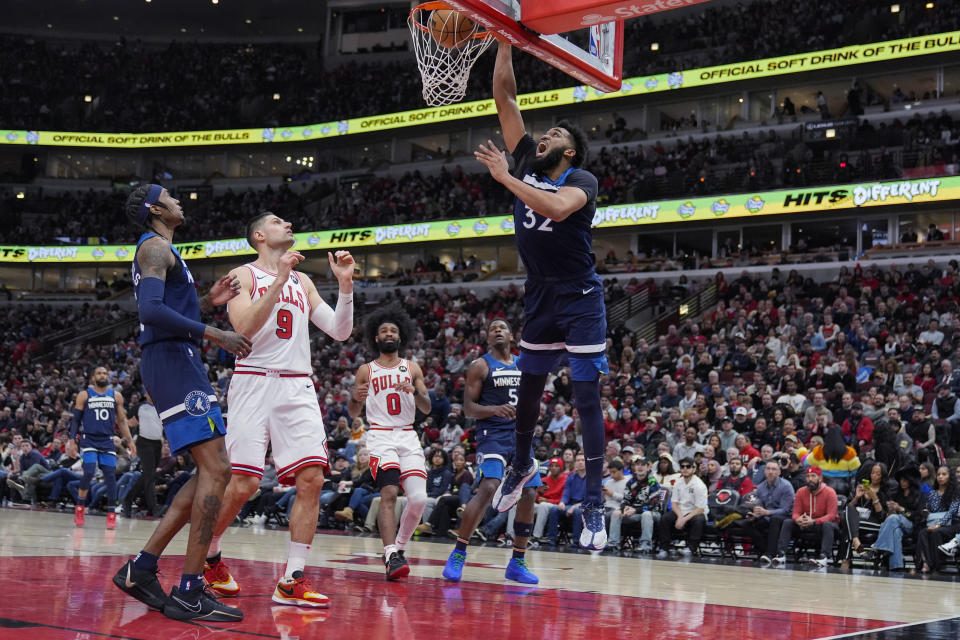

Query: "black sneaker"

xmin=384 ymin=550 xmax=410 ymax=581
xmin=112 ymin=559 xmax=168 ymax=611
xmin=163 ymin=586 xmax=244 ymax=622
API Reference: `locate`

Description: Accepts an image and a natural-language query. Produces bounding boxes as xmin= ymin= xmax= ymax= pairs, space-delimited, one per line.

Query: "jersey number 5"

xmin=276 ymin=309 xmax=293 ymax=339
xmin=522 ymin=207 xmax=553 ymax=232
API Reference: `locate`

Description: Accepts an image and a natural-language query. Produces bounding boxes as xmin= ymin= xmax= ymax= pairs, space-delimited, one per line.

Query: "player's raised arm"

xmin=493 ymin=43 xmax=525 ymax=154
xmin=226 ymin=252 xmax=302 ymax=338
xmin=302 ymin=251 xmax=354 ymax=341
xmin=348 ymin=364 xmax=370 ymax=419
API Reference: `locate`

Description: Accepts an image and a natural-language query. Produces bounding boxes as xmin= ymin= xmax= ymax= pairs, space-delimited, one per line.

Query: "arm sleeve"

xmin=69 ymin=407 xmax=83 ymax=439
xmin=310 ymin=293 xmax=354 ymax=341
xmin=137 ymin=277 xmax=206 ymax=340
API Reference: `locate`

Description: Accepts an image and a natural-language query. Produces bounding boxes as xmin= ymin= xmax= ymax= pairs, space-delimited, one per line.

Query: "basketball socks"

xmin=513 ymin=373 xmax=547 ymax=470
xmin=384 ymin=543 xmax=399 ymax=559
xmin=133 ymin=550 xmax=159 ymax=571
xmin=512 ymin=547 xmax=526 ymax=560
xmin=454 ymin=536 xmax=469 ymax=553
xmin=285 ymin=541 xmax=310 ymax=577
xmin=206 ymin=535 xmax=222 ymax=564
xmin=573 ymin=378 xmax=605 ymax=504
xmin=179 ymin=572 xmax=204 ymax=597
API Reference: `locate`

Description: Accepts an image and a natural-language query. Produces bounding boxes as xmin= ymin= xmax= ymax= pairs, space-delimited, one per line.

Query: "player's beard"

xmin=531 ymin=147 xmax=566 ymax=176
xmin=376 ymin=338 xmax=399 ymax=354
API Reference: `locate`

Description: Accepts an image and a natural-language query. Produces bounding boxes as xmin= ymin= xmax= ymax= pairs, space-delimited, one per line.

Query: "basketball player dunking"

xmin=442 ymin=319 xmax=539 ymax=584
xmin=348 ymin=307 xmax=431 ymax=579
xmin=474 ymin=43 xmax=609 ymax=550
xmin=69 ymin=366 xmax=135 ymax=530
xmin=203 ymin=212 xmax=354 ymax=608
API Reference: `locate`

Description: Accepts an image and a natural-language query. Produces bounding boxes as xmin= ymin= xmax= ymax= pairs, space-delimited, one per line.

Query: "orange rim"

xmin=409 ymin=1 xmax=492 ymax=41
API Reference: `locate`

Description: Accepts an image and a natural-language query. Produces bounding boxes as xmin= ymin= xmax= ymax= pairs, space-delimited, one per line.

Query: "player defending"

xmin=69 ymin=366 xmax=135 ymax=529
xmin=112 ymin=184 xmax=252 ymax=622
xmin=348 ymin=307 xmax=431 ymax=580
xmin=474 ymin=43 xmax=609 ymax=550
xmin=202 ymin=212 xmax=354 ymax=608
xmin=442 ymin=320 xmax=539 ymax=584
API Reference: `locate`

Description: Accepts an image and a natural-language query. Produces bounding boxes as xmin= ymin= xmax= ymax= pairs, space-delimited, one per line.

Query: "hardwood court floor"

xmin=2 ymin=508 xmax=960 ymax=639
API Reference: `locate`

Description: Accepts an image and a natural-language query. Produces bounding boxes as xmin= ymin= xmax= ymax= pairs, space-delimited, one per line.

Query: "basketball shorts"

xmin=366 ymin=428 xmax=426 ymax=485
xmin=225 ymin=371 xmax=329 ymax=486
xmin=475 ymin=426 xmax=541 ymax=487
xmin=140 ymin=341 xmax=226 ymax=456
xmin=78 ymin=436 xmax=116 ymax=468
xmin=517 ymin=274 xmax=609 ymax=381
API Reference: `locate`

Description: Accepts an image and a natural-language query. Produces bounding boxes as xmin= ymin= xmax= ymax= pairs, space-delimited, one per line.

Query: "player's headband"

xmin=137 ymin=184 xmax=165 ymax=225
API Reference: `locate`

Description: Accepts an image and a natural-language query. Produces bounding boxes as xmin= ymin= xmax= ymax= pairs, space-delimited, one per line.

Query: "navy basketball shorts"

xmin=79 ymin=436 xmax=117 ymax=467
xmin=516 ymin=275 xmax=610 ymax=381
xmin=475 ymin=426 xmax=541 ymax=488
xmin=140 ymin=341 xmax=226 ymax=456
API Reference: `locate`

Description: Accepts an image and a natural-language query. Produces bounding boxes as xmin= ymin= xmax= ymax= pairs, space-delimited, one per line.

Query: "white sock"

xmin=384 ymin=543 xmax=398 ymax=559
xmin=208 ymin=534 xmax=222 ymax=559
xmin=285 ymin=541 xmax=310 ymax=577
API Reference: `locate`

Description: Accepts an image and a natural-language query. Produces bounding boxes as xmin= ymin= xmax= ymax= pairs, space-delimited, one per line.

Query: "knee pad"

xmin=513 ymin=521 xmax=534 ymax=538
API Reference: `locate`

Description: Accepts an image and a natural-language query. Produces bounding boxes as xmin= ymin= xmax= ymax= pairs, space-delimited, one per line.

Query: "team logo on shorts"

xmin=184 ymin=390 xmax=211 ymax=416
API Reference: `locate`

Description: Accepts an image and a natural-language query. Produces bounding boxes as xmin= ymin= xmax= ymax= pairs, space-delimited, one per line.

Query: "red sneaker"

xmin=272 ymin=572 xmax=329 ymax=608
xmin=74 ymin=505 xmax=85 ymax=527
xmin=106 ymin=511 xmax=116 ymax=530
xmin=204 ymin=559 xmax=241 ymax=597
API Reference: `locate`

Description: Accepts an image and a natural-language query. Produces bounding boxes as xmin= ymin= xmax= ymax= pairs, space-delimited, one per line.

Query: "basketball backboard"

xmin=440 ymin=0 xmax=714 ymax=92
xmin=441 ymin=0 xmax=624 ymax=92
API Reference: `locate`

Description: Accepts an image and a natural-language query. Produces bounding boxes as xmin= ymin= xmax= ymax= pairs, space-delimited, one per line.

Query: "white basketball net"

xmin=408 ymin=3 xmax=495 ymax=107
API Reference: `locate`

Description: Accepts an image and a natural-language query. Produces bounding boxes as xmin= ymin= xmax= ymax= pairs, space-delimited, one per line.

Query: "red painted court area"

xmin=0 ymin=556 xmax=894 ymax=640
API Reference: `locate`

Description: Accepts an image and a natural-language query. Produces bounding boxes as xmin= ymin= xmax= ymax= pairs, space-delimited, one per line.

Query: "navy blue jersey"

xmin=132 ymin=232 xmax=201 ymax=346
xmin=80 ymin=386 xmax=117 ymax=439
xmin=510 ymin=134 xmax=599 ymax=281
xmin=476 ymin=352 xmax=520 ymax=431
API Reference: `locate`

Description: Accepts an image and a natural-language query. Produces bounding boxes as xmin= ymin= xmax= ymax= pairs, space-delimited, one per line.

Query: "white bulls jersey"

xmin=234 ymin=263 xmax=312 ymax=374
xmin=365 ymin=358 xmax=416 ymax=428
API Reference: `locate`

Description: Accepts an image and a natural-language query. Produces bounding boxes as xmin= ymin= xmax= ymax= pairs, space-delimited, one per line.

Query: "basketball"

xmin=429 ymin=9 xmax=475 ymax=49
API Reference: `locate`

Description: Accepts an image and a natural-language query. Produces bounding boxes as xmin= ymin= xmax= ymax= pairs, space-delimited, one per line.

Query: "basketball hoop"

xmin=408 ymin=1 xmax=495 ymax=107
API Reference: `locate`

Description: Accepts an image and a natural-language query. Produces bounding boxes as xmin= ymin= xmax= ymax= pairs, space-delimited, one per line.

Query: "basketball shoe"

xmin=272 ymin=571 xmax=330 ymax=607
xmin=442 ymin=549 xmax=466 ymax=582
xmin=504 ymin=558 xmax=539 ymax=584
xmin=204 ymin=558 xmax=240 ymax=597
xmin=112 ymin=559 xmax=168 ymax=611
xmin=385 ymin=549 xmax=410 ymax=580
xmin=163 ymin=586 xmax=244 ymax=622
xmin=491 ymin=460 xmax=538 ymax=512
xmin=579 ymin=502 xmax=607 ymax=550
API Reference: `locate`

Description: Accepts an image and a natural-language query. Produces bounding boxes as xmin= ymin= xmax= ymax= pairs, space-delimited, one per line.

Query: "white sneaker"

xmin=810 ymin=555 xmax=829 ymax=568
xmin=938 ymin=537 xmax=960 ymax=557
xmin=578 ymin=503 xmax=608 ymax=551
xmin=655 ymin=550 xmax=668 ymax=560
xmin=772 ymin=553 xmax=786 ymax=565
xmin=759 ymin=555 xmax=772 ymax=566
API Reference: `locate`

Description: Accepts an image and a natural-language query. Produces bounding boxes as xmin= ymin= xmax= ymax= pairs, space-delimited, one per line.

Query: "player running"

xmin=442 ymin=319 xmax=539 ymax=584
xmin=348 ymin=307 xmax=431 ymax=580
xmin=69 ymin=366 xmax=135 ymax=529
xmin=112 ymin=184 xmax=251 ymax=623
xmin=202 ymin=212 xmax=354 ymax=608
xmin=473 ymin=43 xmax=609 ymax=550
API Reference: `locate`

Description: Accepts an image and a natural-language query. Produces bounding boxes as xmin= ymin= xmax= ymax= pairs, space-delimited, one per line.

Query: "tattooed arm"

xmin=136 ymin=236 xmax=251 ymax=357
